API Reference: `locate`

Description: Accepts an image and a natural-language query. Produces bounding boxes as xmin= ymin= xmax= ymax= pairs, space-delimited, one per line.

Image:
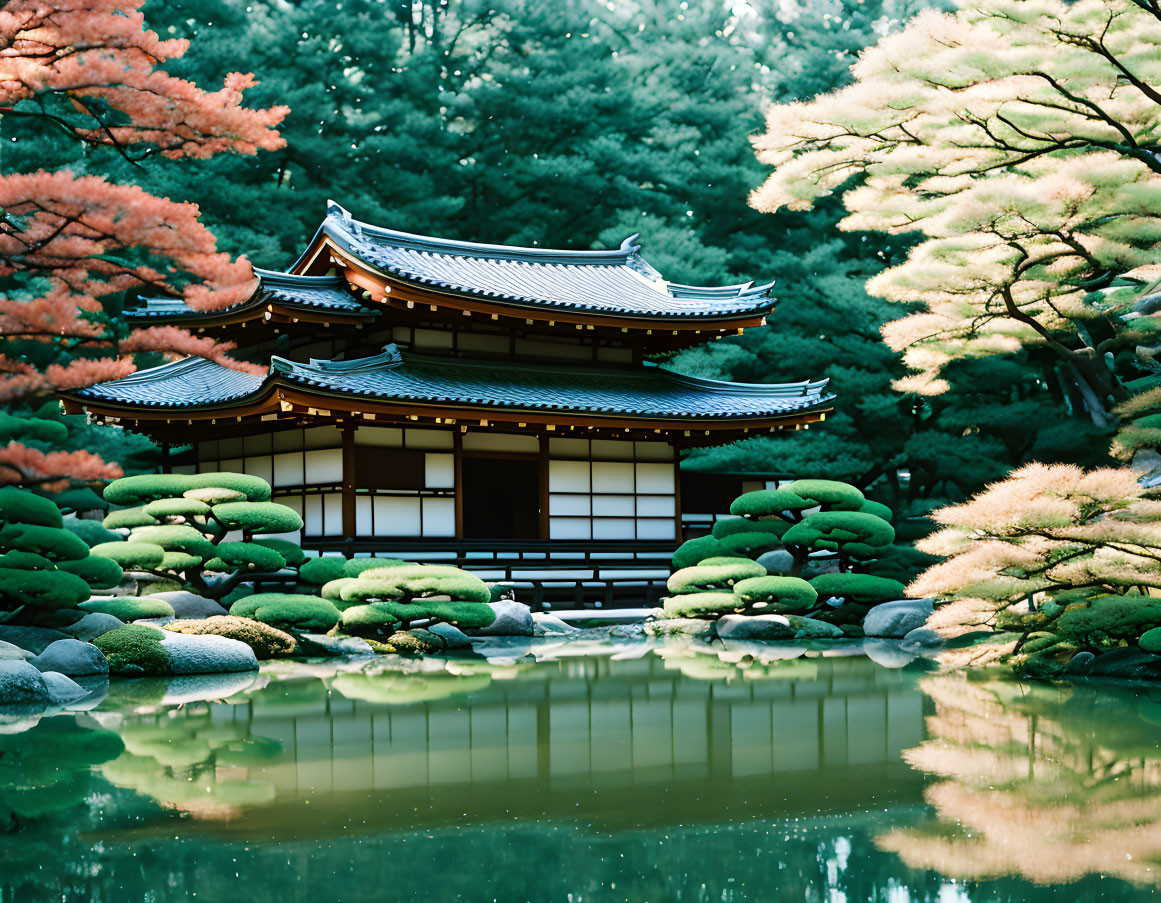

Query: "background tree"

xmin=0 ymin=0 xmax=286 ymax=489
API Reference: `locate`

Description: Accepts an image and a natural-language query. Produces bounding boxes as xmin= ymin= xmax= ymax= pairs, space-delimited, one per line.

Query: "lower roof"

xmin=70 ymin=345 xmax=832 ymax=427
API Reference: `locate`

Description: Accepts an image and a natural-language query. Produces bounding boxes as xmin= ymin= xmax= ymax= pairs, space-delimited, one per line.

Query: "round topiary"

xmin=857 ymin=499 xmax=894 ymax=521
xmin=142 ymin=498 xmax=211 ymax=519
xmin=1141 ymin=627 xmax=1161 ymax=654
xmin=228 ymin=593 xmax=341 ymax=631
xmin=90 ymin=540 xmax=166 ymax=569
xmin=729 ymin=489 xmax=810 ymax=519
xmin=63 ymin=518 xmax=122 ymax=547
xmin=340 ymin=565 xmax=492 ymax=605
xmin=103 ymin=474 xmax=197 ymax=506
xmin=662 ymin=592 xmax=745 ymax=618
xmin=102 ymin=507 xmax=159 ymax=530
xmin=345 ymin=557 xmax=406 ymax=577
xmin=671 ymin=536 xmax=726 ymax=570
xmin=0 ymin=568 xmax=91 ymax=611
xmin=253 ymin=538 xmax=306 ymax=568
xmin=711 ymin=518 xmax=789 ymax=540
xmin=781 ymin=511 xmax=895 ymax=555
xmin=183 ymin=486 xmax=245 ymax=505
xmin=732 ymin=576 xmax=818 ymax=612
xmin=203 ymin=541 xmax=286 ymax=573
xmin=716 ymin=531 xmax=787 ymax=559
xmin=211 ymin=501 xmax=304 ymax=534
xmin=343 ymin=599 xmax=496 ymax=630
xmin=808 ymin=573 xmax=907 ymax=606
xmin=186 ymin=472 xmax=272 ymax=502
xmin=0 ymin=523 xmax=89 ymax=561
xmin=80 ymin=596 xmax=175 ymax=620
xmin=321 ymin=577 xmax=357 ymax=602
xmin=0 ymin=550 xmax=52 ymax=570
xmin=47 ymin=487 xmax=108 ymax=513
xmin=58 ymin=554 xmax=124 ymax=590
xmin=0 ymin=487 xmax=63 ymax=528
xmin=666 ymin=558 xmax=767 ymax=594
xmin=130 ymin=524 xmax=216 ymax=558
xmin=299 ymin=556 xmax=347 ymax=586
xmin=785 ymin=479 xmax=866 ymax=511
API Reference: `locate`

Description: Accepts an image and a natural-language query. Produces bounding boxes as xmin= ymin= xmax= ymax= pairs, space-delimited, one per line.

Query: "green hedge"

xmin=229 ymin=593 xmax=341 ymax=631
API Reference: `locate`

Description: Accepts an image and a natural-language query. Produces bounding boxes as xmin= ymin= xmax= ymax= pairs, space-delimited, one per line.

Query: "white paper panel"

xmin=422 ymin=498 xmax=456 ymax=537
xmin=549 ymin=494 xmax=591 ymax=516
xmin=548 ymin=438 xmax=589 ymax=458
xmin=375 ymin=497 xmax=422 ymax=536
xmin=549 ymin=460 xmax=590 ymax=493
xmin=303 ymin=495 xmax=323 ymax=535
xmin=637 ymin=518 xmax=676 ymax=540
xmin=635 ymin=462 xmax=675 ymax=493
xmin=404 ymin=428 xmax=454 ymax=450
xmin=463 ymin=433 xmax=539 ymax=453
xmin=591 ymin=461 xmax=635 ymax=493
xmin=355 ymin=428 xmax=403 ymax=448
xmin=457 ymin=333 xmax=510 ymax=354
xmin=550 ymin=517 xmax=591 ymax=540
xmin=218 ymin=457 xmax=243 ymax=474
xmin=634 ymin=441 xmax=674 ymax=461
xmin=636 ymin=495 xmax=675 ymax=517
xmin=324 ymin=493 xmax=343 ymax=535
xmin=592 ymin=518 xmax=636 ymax=540
xmin=303 ymin=425 xmax=342 ymax=449
xmin=592 ymin=494 xmax=635 ymax=517
xmin=356 ymin=497 xmax=374 ymax=535
xmin=304 ymin=448 xmax=343 ymax=484
xmin=590 ymin=439 xmax=635 ymax=461
xmin=272 ymin=452 xmax=303 ymax=488
xmin=266 ymin=495 xmax=303 ymax=542
xmin=425 ymin=453 xmax=455 ymax=489
xmin=245 ymin=456 xmax=273 ymax=484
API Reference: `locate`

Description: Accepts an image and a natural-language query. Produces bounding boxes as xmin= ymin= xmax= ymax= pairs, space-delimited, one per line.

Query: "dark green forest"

xmin=4 ymin=0 xmax=1112 ymax=516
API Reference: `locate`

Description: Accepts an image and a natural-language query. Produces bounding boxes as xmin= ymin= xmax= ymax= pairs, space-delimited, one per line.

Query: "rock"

xmin=0 ymin=661 xmax=49 ymax=705
xmin=715 ymin=614 xmax=796 ymax=641
xmin=863 ymin=599 xmax=935 ymax=638
xmin=0 ymin=626 xmax=71 ymax=655
xmin=426 ymin=622 xmax=473 ymax=649
xmin=1087 ymin=648 xmax=1161 ymax=680
xmin=151 ymin=591 xmax=229 ymax=619
xmin=29 ymin=639 xmax=109 ymax=676
xmin=474 ymin=600 xmax=534 ymax=637
xmin=1066 ymin=651 xmax=1096 ymax=675
xmin=863 ymin=638 xmax=918 ymax=669
xmin=63 ymin=613 xmax=126 ymax=642
xmin=532 ymin=612 xmax=581 ymax=636
xmin=644 ymin=617 xmax=717 ymax=638
xmin=40 ymin=671 xmax=90 ymax=705
xmin=784 ymin=615 xmax=845 ymax=639
xmin=755 ymin=549 xmax=795 ymax=575
xmin=163 ymin=616 xmax=296 ymax=659
xmin=901 ymin=626 xmax=944 ymax=649
xmin=299 ymin=633 xmax=375 ymax=657
xmin=472 ymin=636 xmax=533 ymax=663
xmin=0 ymin=640 xmax=32 ymax=661
xmin=159 ymin=631 xmax=259 ymax=674
xmin=386 ymin=630 xmax=442 ymax=654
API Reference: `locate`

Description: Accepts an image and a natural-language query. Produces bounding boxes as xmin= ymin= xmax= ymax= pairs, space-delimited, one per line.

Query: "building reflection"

xmin=878 ymin=674 xmax=1161 ymax=887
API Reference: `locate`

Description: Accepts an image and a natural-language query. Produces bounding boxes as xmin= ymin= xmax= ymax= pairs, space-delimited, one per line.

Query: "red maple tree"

xmin=0 ymin=0 xmax=288 ymax=487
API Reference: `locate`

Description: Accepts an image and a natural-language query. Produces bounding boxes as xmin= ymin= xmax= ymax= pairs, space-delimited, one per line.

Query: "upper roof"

xmin=299 ymin=202 xmax=777 ymax=322
xmin=125 ymin=268 xmax=378 ymax=323
xmin=74 ymin=345 xmax=831 ymax=423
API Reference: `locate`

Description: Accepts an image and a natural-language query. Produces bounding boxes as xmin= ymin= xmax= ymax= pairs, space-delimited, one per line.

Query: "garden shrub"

xmin=229 ymin=593 xmax=341 ymax=631
xmin=666 ymin=558 xmax=767 ymax=594
xmin=785 ymin=479 xmax=865 ymax=511
xmin=671 ymin=536 xmax=726 ymax=570
xmin=729 ymin=488 xmax=810 ymax=518
xmin=732 ymin=576 xmax=818 ymax=612
xmin=663 ymin=592 xmax=745 ymax=618
xmin=338 ymin=564 xmax=495 ymax=631
xmin=90 ymin=541 xmax=166 ymax=569
xmin=58 ymin=554 xmax=124 ymax=590
xmin=63 ymin=518 xmax=122 ymax=547
xmin=80 ymin=596 xmax=175 ymax=620
xmin=1052 ymin=595 xmax=1161 ymax=649
xmin=781 ymin=511 xmax=895 ymax=557
xmin=808 ymin=573 xmax=906 ymax=606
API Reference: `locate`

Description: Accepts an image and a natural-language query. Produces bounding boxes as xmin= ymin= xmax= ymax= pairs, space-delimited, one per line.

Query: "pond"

xmin=3 ymin=637 xmax=1161 ymax=902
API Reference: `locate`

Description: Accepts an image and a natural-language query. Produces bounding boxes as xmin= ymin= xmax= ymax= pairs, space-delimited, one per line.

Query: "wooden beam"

xmin=341 ymin=424 xmax=356 ymax=539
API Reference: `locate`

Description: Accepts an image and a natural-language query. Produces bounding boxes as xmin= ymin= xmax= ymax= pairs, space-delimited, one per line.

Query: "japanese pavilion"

xmin=64 ymin=203 xmax=833 ymax=603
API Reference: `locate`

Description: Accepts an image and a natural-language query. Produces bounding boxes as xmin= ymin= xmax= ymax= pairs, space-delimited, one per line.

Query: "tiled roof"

xmin=125 ymin=269 xmax=377 ymax=322
xmin=74 ymin=345 xmax=831 ymax=420
xmin=305 ymin=202 xmax=777 ymax=321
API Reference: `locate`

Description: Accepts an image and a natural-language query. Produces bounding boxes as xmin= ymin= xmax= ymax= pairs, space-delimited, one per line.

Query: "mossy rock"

xmin=0 ymin=487 xmax=63 ymax=528
xmin=386 ymin=630 xmax=443 ymax=655
xmin=229 ymin=593 xmax=341 ymax=631
xmin=667 ymin=558 xmax=766 ymax=594
xmin=89 ymin=540 xmax=166 ymax=569
xmin=732 ymin=575 xmax=818 ymax=613
xmin=785 ymin=479 xmax=865 ymax=511
xmin=662 ymin=592 xmax=745 ymax=619
xmin=808 ymin=573 xmax=906 ymax=606
xmin=164 ymin=616 xmax=296 ymax=659
xmin=92 ymin=624 xmax=170 ymax=675
xmin=211 ymin=501 xmax=303 ymax=534
xmin=80 ymin=596 xmax=175 ymax=621
xmin=671 ymin=536 xmax=726 ymax=569
xmin=57 ymin=554 xmax=124 ymax=590
xmin=729 ymin=489 xmax=810 ymax=518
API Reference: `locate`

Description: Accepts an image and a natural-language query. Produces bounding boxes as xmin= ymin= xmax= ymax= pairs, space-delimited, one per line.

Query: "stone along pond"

xmin=3 ymin=639 xmax=1161 ymax=902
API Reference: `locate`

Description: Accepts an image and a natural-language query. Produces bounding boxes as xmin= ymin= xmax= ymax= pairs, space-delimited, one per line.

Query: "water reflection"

xmin=879 ymin=675 xmax=1161 ymax=887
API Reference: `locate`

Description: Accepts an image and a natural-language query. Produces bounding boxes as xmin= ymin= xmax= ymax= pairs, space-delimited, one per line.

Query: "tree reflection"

xmin=878 ymin=674 xmax=1161 ymax=886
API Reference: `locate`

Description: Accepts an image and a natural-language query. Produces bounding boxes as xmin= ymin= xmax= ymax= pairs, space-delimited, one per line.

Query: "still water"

xmin=2 ymin=637 xmax=1161 ymax=902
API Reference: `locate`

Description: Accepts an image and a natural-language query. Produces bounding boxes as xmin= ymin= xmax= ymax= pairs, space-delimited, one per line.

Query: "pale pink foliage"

xmin=0 ymin=442 xmax=122 ymax=492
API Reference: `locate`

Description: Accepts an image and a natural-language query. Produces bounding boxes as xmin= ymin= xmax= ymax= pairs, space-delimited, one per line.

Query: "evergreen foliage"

xmin=339 ymin=564 xmax=496 ymax=632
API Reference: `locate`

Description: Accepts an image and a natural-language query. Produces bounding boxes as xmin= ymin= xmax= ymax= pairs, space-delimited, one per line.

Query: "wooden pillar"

xmin=453 ymin=431 xmax=464 ymax=540
xmin=672 ymin=444 xmax=683 ymax=542
xmin=538 ymin=434 xmax=550 ymax=540
xmin=341 ymin=424 xmax=356 ymax=539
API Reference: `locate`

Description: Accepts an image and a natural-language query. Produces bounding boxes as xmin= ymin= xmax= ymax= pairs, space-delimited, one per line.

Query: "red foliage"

xmin=0 ymin=442 xmax=123 ymax=492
